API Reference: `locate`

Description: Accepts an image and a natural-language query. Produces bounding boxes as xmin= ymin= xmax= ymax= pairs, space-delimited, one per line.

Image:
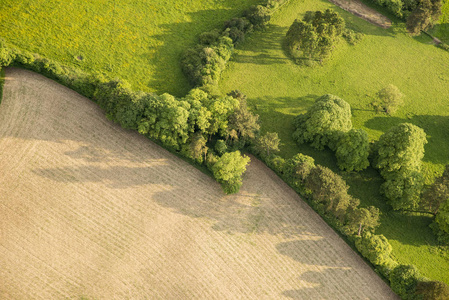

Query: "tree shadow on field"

xmin=32 ymin=164 xmax=172 ymax=189
xmin=364 ymin=114 xmax=449 ymax=165
xmin=276 ymin=239 xmax=356 ymax=268
xmin=282 ymin=268 xmax=384 ymax=299
xmin=151 ymin=157 xmax=327 ymax=239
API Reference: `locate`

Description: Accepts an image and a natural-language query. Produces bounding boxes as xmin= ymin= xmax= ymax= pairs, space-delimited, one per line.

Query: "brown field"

xmin=0 ymin=68 xmax=398 ymax=299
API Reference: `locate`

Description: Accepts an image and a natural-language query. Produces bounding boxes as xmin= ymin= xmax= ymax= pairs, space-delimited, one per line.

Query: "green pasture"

xmin=0 ymin=0 xmax=260 ymax=96
xmin=219 ymin=0 xmax=449 ymax=283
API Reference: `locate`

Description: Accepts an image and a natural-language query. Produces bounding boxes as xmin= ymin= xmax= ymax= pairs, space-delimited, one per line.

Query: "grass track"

xmin=0 ymin=67 xmax=398 ymax=299
xmin=0 ymin=0 xmax=260 ymax=96
xmin=218 ymin=0 xmax=449 ymax=284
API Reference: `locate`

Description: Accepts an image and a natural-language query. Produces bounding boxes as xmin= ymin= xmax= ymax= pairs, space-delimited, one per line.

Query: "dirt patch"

xmin=0 ymin=68 xmax=398 ymax=299
xmin=329 ymin=0 xmax=392 ymax=28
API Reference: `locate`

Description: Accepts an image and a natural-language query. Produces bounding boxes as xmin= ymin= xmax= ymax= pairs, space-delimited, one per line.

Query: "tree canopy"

xmin=293 ymin=94 xmax=352 ymax=150
xmin=212 ymin=151 xmax=251 ymax=194
xmin=285 ymin=9 xmax=345 ymax=61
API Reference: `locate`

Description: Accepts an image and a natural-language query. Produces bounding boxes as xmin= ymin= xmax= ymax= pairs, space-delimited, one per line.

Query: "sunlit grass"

xmin=0 ymin=0 xmax=260 ymax=96
xmin=219 ymin=0 xmax=449 ymax=284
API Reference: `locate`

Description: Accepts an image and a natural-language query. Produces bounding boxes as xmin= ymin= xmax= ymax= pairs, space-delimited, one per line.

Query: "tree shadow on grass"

xmin=364 ymin=114 xmax=449 ymax=165
xmin=148 ymin=7 xmax=260 ymax=96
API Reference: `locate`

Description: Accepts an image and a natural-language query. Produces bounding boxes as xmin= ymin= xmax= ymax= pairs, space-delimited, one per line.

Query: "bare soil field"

xmin=0 ymin=68 xmax=398 ymax=299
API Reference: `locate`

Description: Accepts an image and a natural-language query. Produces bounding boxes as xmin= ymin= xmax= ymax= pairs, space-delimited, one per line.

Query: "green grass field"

xmin=0 ymin=0 xmax=260 ymax=96
xmin=218 ymin=0 xmax=449 ymax=284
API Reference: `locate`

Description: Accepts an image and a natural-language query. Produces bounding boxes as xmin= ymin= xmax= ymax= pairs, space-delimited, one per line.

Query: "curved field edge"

xmin=0 ymin=67 xmax=398 ymax=299
xmin=218 ymin=0 xmax=449 ymax=284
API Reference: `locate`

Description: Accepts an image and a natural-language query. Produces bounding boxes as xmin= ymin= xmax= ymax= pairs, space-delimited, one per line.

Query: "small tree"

xmin=188 ymin=132 xmax=208 ymax=163
xmin=305 ymin=165 xmax=351 ymax=220
xmin=345 ymin=206 xmax=381 ymax=236
xmin=381 ymin=170 xmax=424 ymax=210
xmin=212 ymin=151 xmax=250 ymax=194
xmin=376 ymin=84 xmax=404 ymax=115
xmin=253 ymin=132 xmax=281 ymax=157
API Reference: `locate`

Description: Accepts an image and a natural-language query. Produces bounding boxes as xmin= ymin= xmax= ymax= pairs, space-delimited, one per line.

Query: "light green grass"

xmin=219 ymin=0 xmax=449 ymax=284
xmin=0 ymin=0 xmax=260 ymax=96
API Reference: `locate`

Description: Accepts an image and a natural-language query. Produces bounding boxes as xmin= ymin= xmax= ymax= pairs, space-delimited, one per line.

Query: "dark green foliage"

xmin=355 ymin=232 xmax=394 ymax=266
xmin=284 ymin=153 xmax=316 ymax=183
xmin=407 ymin=0 xmax=443 ymax=35
xmin=422 ymin=165 xmax=449 ymax=214
xmin=390 ymin=264 xmax=422 ymax=300
xmin=265 ymin=154 xmax=286 ymax=175
xmin=215 ymin=139 xmax=228 ymax=156
xmin=292 ymin=94 xmax=352 ymax=150
xmin=435 ymin=199 xmax=449 ymax=235
xmin=253 ymin=132 xmax=280 ymax=158
xmin=416 ymin=280 xmax=449 ymax=300
xmin=185 ymin=132 xmax=208 ymax=163
xmin=345 ymin=206 xmax=381 ymax=236
xmin=305 ymin=165 xmax=352 ymax=220
xmin=372 ymin=0 xmax=404 ymax=16
xmin=381 ymin=170 xmax=424 ymax=210
xmin=285 ymin=9 xmax=345 ymax=61
xmin=212 ymin=151 xmax=251 ymax=194
xmin=335 ymin=129 xmax=370 ymax=172
xmin=244 ymin=5 xmax=271 ymax=28
xmin=181 ymin=36 xmax=234 ymax=87
xmin=227 ymin=91 xmax=260 ymax=144
xmin=223 ymin=18 xmax=253 ymax=44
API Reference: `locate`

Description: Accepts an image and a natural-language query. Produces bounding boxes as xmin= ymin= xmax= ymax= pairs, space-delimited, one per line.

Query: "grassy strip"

xmin=218 ymin=0 xmax=449 ymax=284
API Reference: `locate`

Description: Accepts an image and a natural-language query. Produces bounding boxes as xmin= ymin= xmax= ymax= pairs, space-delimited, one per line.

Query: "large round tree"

xmin=292 ymin=94 xmax=352 ymax=150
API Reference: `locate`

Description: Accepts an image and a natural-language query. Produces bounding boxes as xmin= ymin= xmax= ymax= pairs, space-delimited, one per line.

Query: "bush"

xmin=223 ymin=18 xmax=253 ymax=44
xmin=342 ymin=29 xmax=364 ymax=45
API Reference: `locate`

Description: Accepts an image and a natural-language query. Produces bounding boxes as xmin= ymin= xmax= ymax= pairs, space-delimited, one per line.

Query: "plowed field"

xmin=0 ymin=68 xmax=397 ymax=299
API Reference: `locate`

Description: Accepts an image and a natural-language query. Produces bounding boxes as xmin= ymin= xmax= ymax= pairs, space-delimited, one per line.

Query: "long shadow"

xmin=277 ymin=239 xmax=354 ymax=268
xmin=364 ymin=114 xmax=449 ymax=165
xmin=148 ymin=6 xmax=260 ymax=96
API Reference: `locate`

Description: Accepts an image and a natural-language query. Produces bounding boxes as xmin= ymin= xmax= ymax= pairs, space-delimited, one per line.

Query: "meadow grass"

xmin=0 ymin=0 xmax=260 ymax=96
xmin=219 ymin=0 xmax=449 ymax=284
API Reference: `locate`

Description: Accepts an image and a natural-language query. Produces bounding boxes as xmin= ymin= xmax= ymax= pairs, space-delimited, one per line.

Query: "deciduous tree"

xmin=293 ymin=94 xmax=352 ymax=150
xmin=212 ymin=151 xmax=250 ymax=194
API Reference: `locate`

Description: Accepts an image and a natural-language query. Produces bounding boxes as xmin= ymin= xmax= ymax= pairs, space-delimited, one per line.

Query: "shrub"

xmin=222 ymin=18 xmax=253 ymax=44
xmin=342 ymin=29 xmax=364 ymax=45
xmin=215 ymin=139 xmax=228 ymax=155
